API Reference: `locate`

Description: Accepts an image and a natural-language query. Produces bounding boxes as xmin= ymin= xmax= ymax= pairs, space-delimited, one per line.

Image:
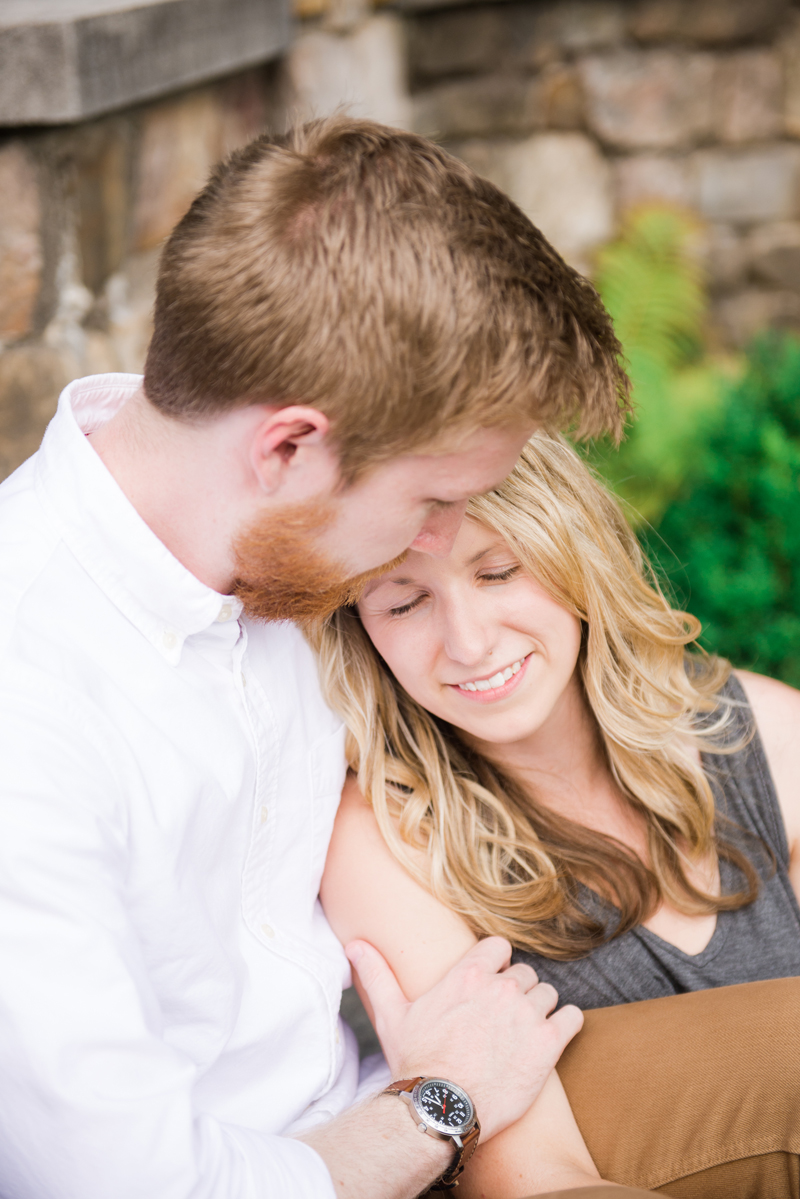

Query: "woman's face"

xmin=357 ymin=517 xmax=584 ymax=749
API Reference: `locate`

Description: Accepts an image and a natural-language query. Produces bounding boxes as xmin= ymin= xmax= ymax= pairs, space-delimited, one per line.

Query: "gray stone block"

xmin=413 ymin=66 xmax=585 ymax=141
xmin=715 ymin=287 xmax=800 ymax=347
xmin=613 ymin=153 xmax=692 ymax=211
xmin=580 ymin=50 xmax=715 ymax=150
xmin=413 ymin=75 xmax=539 ymax=140
xmin=457 ymin=131 xmax=613 ymax=271
xmin=692 ymin=145 xmax=800 ymax=224
xmin=408 ymin=7 xmax=508 ymax=81
xmin=713 ymin=50 xmax=783 ymax=145
xmin=0 ymin=0 xmax=291 ymax=125
xmin=629 ymin=0 xmax=790 ymax=45
xmin=747 ymin=222 xmax=800 ymax=290
xmin=285 ymin=15 xmax=411 ymax=130
xmin=526 ymin=1 xmax=626 ymax=55
xmin=780 ymin=14 xmax=800 ymax=139
xmin=704 ymin=222 xmax=749 ymax=289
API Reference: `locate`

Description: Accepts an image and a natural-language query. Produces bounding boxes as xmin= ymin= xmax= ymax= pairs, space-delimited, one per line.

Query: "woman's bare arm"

xmin=322 ymin=775 xmax=610 ymax=1198
xmin=736 ymin=670 xmax=800 ymax=901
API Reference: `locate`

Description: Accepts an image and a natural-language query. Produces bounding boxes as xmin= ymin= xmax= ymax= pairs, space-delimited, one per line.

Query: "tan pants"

xmin=548 ymin=978 xmax=800 ymax=1198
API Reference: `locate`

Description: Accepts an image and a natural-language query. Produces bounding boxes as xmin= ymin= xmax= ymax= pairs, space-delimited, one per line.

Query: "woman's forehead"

xmin=360 ymin=519 xmax=511 ymax=600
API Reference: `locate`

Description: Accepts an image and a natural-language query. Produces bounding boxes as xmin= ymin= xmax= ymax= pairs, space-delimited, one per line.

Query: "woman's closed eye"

xmin=388 ymin=593 xmax=428 ymax=618
xmin=387 ymin=565 xmax=521 ymax=617
xmin=480 ymin=564 xmax=521 ymax=583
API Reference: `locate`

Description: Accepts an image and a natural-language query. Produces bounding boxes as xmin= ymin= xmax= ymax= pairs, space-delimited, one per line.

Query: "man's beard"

xmin=232 ymin=498 xmax=405 ymax=624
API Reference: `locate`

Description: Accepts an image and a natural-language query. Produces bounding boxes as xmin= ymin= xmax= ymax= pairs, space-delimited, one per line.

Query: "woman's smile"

xmin=448 ymin=652 xmax=531 ymax=702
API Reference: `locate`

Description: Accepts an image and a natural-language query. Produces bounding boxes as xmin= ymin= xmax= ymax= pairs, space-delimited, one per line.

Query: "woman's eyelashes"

xmin=481 ymin=564 xmax=521 ymax=583
xmin=387 ymin=592 xmax=427 ymax=618
xmin=386 ymin=564 xmax=522 ymax=618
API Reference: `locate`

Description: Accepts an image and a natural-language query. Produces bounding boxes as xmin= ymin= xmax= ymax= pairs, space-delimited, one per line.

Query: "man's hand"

xmin=347 ymin=935 xmax=583 ymax=1140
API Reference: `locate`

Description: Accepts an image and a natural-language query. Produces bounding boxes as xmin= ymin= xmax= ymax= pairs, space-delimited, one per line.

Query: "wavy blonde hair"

xmin=307 ymin=433 xmax=760 ymax=959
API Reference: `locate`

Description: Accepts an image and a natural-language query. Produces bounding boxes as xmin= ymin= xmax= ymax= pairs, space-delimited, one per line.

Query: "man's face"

xmin=233 ymin=424 xmax=533 ymax=622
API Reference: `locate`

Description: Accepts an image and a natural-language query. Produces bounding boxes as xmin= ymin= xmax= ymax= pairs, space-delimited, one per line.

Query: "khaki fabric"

xmin=557 ymin=977 xmax=800 ymax=1197
xmin=529 ymin=1190 xmax=660 ymax=1198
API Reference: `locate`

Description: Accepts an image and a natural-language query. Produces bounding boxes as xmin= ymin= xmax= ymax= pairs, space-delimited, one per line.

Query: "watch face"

xmin=414 ymin=1079 xmax=474 ymax=1134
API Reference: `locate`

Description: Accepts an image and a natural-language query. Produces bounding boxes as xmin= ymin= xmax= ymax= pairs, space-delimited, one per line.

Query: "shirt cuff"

xmin=225 ymin=1127 xmax=337 ymax=1199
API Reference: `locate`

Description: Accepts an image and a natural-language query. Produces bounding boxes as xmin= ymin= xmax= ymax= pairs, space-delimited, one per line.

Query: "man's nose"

xmin=410 ymin=501 xmax=467 ymax=558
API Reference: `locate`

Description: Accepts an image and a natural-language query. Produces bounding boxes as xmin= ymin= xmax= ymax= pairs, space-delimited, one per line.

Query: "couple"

xmin=0 ymin=115 xmax=798 ymax=1199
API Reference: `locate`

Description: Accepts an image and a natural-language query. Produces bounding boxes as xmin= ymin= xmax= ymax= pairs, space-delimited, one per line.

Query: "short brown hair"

xmin=145 ymin=116 xmax=629 ymax=476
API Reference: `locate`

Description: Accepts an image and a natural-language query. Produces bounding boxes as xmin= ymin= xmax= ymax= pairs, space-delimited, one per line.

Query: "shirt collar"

xmin=35 ymin=373 xmax=243 ymax=665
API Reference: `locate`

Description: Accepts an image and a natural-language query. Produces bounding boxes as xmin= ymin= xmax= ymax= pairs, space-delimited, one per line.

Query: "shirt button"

xmin=241 ymin=672 xmax=247 ymax=688
xmin=260 ymin=805 xmax=268 ymax=824
xmin=216 ymin=604 xmax=232 ymax=622
xmin=162 ymin=630 xmax=177 ymax=650
xmin=261 ymin=923 xmax=275 ymax=939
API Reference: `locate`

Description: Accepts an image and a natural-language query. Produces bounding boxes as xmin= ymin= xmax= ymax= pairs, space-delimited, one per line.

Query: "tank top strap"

xmin=700 ymin=674 xmax=789 ymax=871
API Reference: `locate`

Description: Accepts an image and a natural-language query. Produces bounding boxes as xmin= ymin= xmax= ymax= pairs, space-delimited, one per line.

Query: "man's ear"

xmin=249 ymin=405 xmax=338 ymax=497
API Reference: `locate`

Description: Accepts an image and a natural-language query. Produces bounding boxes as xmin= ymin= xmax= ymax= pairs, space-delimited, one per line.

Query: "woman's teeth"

xmin=457 ymin=657 xmax=526 ymax=692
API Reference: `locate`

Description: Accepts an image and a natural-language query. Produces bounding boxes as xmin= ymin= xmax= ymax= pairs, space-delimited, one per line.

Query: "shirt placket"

xmin=233 ymin=625 xmax=279 ymax=942
xmin=233 ymin=625 xmax=342 ymax=1098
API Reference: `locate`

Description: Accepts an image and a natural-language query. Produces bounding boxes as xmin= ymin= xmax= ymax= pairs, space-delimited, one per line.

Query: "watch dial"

xmin=417 ymin=1080 xmax=473 ymax=1132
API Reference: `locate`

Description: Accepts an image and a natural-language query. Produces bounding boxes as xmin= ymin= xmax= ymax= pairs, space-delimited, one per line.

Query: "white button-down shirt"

xmin=0 ymin=375 xmax=387 ymax=1199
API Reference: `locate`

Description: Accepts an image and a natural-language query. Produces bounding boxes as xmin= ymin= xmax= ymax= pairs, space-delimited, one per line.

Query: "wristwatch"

xmin=383 ymin=1076 xmax=480 ymax=1189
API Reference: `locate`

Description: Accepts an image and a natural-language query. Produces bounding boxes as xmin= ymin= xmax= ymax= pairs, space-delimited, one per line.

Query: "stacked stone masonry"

xmin=3 ymin=0 xmax=800 ymax=479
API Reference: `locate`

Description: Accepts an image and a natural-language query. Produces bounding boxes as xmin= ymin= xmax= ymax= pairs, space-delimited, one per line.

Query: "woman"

xmin=311 ymin=432 xmax=800 ymax=1195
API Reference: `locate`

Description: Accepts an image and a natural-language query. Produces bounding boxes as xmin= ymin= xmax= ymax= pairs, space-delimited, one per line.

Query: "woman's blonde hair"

xmin=307 ymin=433 xmax=760 ymax=959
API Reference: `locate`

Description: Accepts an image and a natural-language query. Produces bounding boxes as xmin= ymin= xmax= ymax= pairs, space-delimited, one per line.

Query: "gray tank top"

xmin=511 ymin=676 xmax=800 ymax=1009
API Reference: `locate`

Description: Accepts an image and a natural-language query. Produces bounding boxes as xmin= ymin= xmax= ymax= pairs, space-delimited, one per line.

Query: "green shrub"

xmin=643 ymin=335 xmax=800 ymax=686
xmin=588 ymin=205 xmax=729 ymax=525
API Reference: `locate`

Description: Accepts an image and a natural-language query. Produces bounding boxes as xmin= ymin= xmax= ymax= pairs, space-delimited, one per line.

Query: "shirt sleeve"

xmin=0 ymin=677 xmax=337 ymax=1199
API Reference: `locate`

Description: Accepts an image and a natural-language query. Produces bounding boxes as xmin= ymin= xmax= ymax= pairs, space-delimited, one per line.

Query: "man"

xmin=0 ymin=117 xmax=630 ymax=1199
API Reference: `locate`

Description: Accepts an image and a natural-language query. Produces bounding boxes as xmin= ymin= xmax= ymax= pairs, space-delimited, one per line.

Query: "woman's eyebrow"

xmin=361 ymin=574 xmax=417 ymax=599
xmin=465 ymin=545 xmax=497 ymax=566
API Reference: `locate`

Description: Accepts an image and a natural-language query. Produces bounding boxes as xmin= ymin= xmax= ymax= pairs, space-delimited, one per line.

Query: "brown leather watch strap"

xmin=382 ymin=1077 xmax=481 ymax=1190
xmin=384 ymin=1077 xmax=425 ymax=1095
xmin=436 ymin=1119 xmax=480 ymax=1189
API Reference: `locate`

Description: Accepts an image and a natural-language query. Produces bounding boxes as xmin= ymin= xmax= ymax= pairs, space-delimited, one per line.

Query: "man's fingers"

xmin=527 ymin=980 xmax=560 ymax=1016
xmin=547 ymin=1002 xmax=584 ymax=1048
xmin=497 ymin=962 xmax=539 ymax=992
xmin=457 ymin=935 xmax=514 ymax=974
xmin=346 ymin=941 xmax=408 ymax=1034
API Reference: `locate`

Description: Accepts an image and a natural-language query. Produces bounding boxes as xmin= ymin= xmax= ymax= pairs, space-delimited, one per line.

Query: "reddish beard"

xmin=232 ymin=498 xmax=406 ymax=623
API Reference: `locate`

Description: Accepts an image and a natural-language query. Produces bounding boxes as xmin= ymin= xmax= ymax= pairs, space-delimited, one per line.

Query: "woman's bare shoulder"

xmin=735 ymin=669 xmax=800 ymax=846
xmin=735 ymin=669 xmax=800 ymax=769
xmin=321 ymin=774 xmax=476 ymax=999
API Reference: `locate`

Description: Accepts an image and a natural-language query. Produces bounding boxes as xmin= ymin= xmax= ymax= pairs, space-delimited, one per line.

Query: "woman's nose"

xmin=440 ymin=598 xmax=492 ymax=667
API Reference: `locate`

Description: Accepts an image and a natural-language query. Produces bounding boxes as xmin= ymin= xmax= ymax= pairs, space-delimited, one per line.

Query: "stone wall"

xmin=2 ymin=0 xmax=800 ymax=481
xmin=288 ymin=0 xmax=800 ymax=345
xmin=404 ymin=0 xmax=800 ymax=347
xmin=0 ymin=64 xmax=283 ymax=479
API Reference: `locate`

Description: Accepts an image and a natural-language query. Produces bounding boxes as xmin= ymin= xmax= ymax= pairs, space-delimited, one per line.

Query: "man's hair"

xmin=144 ymin=116 xmax=630 ymax=477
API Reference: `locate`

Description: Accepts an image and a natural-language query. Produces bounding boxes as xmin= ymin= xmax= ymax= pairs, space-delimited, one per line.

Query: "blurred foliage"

xmin=583 ymin=204 xmax=800 ymax=685
xmin=587 ymin=205 xmax=732 ymax=525
xmin=642 ymin=335 xmax=800 ymax=687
